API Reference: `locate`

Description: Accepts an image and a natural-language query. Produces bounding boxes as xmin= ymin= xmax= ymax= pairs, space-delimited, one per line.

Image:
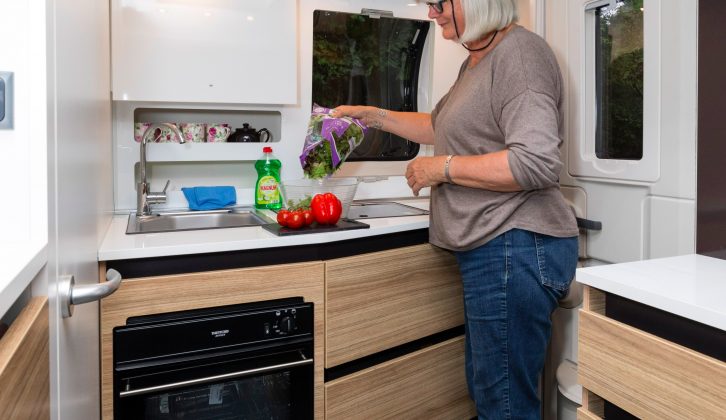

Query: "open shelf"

xmin=145 ymin=142 xmax=279 ymax=162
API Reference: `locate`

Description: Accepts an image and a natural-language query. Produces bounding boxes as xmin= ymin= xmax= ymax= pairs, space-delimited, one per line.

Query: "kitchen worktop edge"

xmin=98 ymin=200 xmax=431 ymax=261
xmin=576 ymin=254 xmax=726 ymax=331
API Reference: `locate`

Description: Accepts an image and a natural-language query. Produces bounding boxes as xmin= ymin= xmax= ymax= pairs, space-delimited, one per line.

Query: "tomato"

xmin=286 ymin=210 xmax=305 ymax=229
xmin=302 ymin=209 xmax=315 ymax=226
xmin=311 ymin=193 xmax=343 ymax=225
xmin=276 ymin=209 xmax=290 ymax=227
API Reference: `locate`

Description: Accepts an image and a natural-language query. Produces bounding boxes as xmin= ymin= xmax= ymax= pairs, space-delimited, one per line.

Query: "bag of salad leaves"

xmin=299 ymin=104 xmax=367 ymax=179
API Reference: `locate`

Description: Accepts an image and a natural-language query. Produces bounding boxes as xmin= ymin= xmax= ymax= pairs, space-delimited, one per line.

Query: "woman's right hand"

xmin=331 ymin=105 xmax=435 ymax=145
xmin=330 ymin=106 xmax=382 ymax=129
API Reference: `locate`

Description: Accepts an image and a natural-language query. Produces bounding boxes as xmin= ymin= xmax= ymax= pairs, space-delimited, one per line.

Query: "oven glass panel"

xmin=142 ymin=372 xmax=292 ymax=420
xmin=113 ymin=299 xmax=314 ymax=420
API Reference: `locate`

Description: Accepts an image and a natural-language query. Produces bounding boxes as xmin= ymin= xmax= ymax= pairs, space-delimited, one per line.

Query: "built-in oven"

xmin=113 ymin=297 xmax=314 ymax=420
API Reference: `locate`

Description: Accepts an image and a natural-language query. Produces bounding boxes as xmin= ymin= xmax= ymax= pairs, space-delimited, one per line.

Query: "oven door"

xmin=114 ymin=340 xmax=314 ymax=420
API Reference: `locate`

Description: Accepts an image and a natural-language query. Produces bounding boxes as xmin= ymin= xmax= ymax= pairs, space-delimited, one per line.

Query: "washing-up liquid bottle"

xmin=255 ymin=146 xmax=282 ymax=210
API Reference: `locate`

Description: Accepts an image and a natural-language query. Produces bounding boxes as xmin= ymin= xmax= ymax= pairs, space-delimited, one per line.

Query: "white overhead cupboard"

xmin=110 ymin=0 xmax=297 ymax=104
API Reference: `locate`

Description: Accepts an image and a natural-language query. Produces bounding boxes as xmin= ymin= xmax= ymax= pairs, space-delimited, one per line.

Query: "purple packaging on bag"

xmin=299 ymin=104 xmax=367 ymax=179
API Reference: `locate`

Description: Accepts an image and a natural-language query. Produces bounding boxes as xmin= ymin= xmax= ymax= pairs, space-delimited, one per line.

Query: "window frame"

xmin=569 ymin=0 xmax=660 ymax=183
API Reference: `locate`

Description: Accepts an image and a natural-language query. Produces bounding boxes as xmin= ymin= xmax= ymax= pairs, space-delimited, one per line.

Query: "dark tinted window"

xmin=312 ymin=10 xmax=430 ymax=161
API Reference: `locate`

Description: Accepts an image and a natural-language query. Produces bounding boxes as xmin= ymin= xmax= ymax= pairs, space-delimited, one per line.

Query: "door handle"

xmin=60 ymin=269 xmax=122 ymax=318
xmin=576 ymin=217 xmax=602 ymax=231
xmin=119 ymin=357 xmax=314 ymax=398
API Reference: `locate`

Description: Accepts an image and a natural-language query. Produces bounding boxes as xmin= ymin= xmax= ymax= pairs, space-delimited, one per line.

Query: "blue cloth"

xmin=454 ymin=229 xmax=578 ymax=418
xmin=181 ymin=186 xmax=237 ymax=211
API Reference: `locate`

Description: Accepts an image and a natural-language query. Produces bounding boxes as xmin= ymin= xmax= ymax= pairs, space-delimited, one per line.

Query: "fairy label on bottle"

xmin=256 ymin=176 xmax=280 ymax=205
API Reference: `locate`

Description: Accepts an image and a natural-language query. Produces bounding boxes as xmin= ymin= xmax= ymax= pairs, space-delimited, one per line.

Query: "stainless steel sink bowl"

xmin=126 ymin=208 xmax=273 ymax=234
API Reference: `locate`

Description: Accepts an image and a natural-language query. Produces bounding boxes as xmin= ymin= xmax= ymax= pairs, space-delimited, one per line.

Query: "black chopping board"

xmin=261 ymin=219 xmax=370 ymax=236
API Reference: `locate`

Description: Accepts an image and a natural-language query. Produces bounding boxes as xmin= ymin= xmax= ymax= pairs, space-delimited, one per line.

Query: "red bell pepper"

xmin=311 ymin=193 xmax=342 ymax=225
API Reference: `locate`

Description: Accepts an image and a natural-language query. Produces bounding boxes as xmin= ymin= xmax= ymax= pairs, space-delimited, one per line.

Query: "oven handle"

xmin=119 ymin=356 xmax=313 ymax=398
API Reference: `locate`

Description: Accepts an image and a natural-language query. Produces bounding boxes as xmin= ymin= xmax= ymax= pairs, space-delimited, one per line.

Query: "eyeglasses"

xmin=426 ymin=0 xmax=447 ymax=14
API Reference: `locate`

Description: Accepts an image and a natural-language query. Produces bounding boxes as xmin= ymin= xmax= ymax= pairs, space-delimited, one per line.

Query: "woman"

xmin=332 ymin=0 xmax=578 ymax=418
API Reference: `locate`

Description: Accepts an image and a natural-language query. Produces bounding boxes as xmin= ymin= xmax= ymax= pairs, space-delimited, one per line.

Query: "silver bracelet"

xmin=444 ymin=155 xmax=454 ymax=183
xmin=377 ymin=108 xmax=387 ymax=117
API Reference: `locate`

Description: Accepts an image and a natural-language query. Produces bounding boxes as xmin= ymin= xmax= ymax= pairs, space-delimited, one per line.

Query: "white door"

xmin=46 ymin=0 xmax=113 ymax=418
xmin=544 ymin=0 xmax=697 ymax=263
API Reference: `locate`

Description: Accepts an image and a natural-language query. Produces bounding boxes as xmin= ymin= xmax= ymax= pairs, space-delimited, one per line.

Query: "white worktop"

xmin=0 ymin=242 xmax=46 ymax=317
xmin=98 ymin=200 xmax=430 ymax=261
xmin=576 ymin=254 xmax=726 ymax=331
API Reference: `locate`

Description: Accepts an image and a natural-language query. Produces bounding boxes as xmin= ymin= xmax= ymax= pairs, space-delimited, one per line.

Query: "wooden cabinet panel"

xmin=100 ymin=262 xmax=324 ymax=420
xmin=325 ymin=336 xmax=475 ymax=420
xmin=325 ymin=244 xmax=463 ymax=367
xmin=0 ymin=297 xmax=49 ymax=420
xmin=578 ymin=309 xmax=726 ymax=419
xmin=576 ymin=407 xmax=602 ymax=420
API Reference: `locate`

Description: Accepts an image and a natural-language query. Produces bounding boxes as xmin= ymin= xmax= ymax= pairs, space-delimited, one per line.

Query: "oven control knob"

xmin=279 ymin=316 xmax=295 ymax=333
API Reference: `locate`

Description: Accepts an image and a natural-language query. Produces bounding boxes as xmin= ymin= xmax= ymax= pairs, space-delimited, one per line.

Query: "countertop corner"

xmin=576 ymin=254 xmax=726 ymax=331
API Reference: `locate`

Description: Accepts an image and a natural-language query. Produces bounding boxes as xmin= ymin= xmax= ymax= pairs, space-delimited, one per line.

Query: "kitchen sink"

xmin=126 ymin=208 xmax=273 ymax=234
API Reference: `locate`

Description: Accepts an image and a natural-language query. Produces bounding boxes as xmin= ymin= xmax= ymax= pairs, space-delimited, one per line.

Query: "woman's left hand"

xmin=405 ymin=156 xmax=447 ymax=196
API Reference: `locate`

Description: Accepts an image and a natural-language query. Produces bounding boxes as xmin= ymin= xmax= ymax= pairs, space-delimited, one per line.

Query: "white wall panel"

xmin=0 ymin=2 xmax=47 ymax=246
xmin=646 ymin=196 xmax=696 ymax=259
xmin=649 ymin=0 xmax=697 ymax=200
xmin=111 ymin=0 xmax=297 ymax=104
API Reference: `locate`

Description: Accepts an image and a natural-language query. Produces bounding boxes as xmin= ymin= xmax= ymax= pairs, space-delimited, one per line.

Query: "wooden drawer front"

xmin=578 ymin=310 xmax=726 ymax=418
xmin=325 ymin=336 xmax=475 ymax=419
xmin=100 ymin=262 xmax=325 ymax=420
xmin=325 ymin=244 xmax=463 ymax=367
xmin=0 ymin=297 xmax=49 ymax=420
xmin=576 ymin=407 xmax=602 ymax=420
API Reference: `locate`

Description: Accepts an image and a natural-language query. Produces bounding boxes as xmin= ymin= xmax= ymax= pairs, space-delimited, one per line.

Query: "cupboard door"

xmin=100 ymin=262 xmax=324 ymax=420
xmin=325 ymin=244 xmax=463 ymax=367
xmin=325 ymin=336 xmax=475 ymax=419
xmin=579 ymin=309 xmax=726 ymax=418
xmin=111 ymin=1 xmax=296 ymax=104
xmin=0 ymin=297 xmax=49 ymax=420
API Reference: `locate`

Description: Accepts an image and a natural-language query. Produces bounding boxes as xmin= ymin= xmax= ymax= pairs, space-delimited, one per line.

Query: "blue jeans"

xmin=455 ymin=229 xmax=578 ymax=419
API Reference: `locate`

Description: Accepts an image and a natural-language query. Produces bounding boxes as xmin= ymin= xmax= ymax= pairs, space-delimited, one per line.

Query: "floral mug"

xmin=133 ymin=122 xmax=152 ymax=143
xmin=134 ymin=122 xmax=181 ymax=143
xmin=180 ymin=123 xmax=206 ymax=143
xmin=156 ymin=124 xmax=182 ymax=143
xmin=207 ymin=123 xmax=232 ymax=143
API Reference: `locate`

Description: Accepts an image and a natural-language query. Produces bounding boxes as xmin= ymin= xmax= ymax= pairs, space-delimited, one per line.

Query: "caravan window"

xmin=592 ymin=0 xmax=644 ymax=160
xmin=312 ymin=10 xmax=430 ymax=162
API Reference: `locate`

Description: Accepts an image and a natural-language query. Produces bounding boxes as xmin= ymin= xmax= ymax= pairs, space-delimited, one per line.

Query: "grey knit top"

xmin=429 ymin=25 xmax=578 ymax=251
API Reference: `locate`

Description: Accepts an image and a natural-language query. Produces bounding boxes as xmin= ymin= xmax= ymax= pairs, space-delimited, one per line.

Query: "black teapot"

xmin=228 ymin=123 xmax=271 ymax=143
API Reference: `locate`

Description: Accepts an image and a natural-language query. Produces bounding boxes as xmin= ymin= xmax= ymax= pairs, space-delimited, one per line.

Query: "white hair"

xmin=459 ymin=0 xmax=519 ymax=44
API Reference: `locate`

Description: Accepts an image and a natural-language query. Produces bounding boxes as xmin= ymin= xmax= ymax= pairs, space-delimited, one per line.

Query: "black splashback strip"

xmin=606 ymin=293 xmax=726 ymax=362
xmin=106 ymin=229 xmax=429 ymax=279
